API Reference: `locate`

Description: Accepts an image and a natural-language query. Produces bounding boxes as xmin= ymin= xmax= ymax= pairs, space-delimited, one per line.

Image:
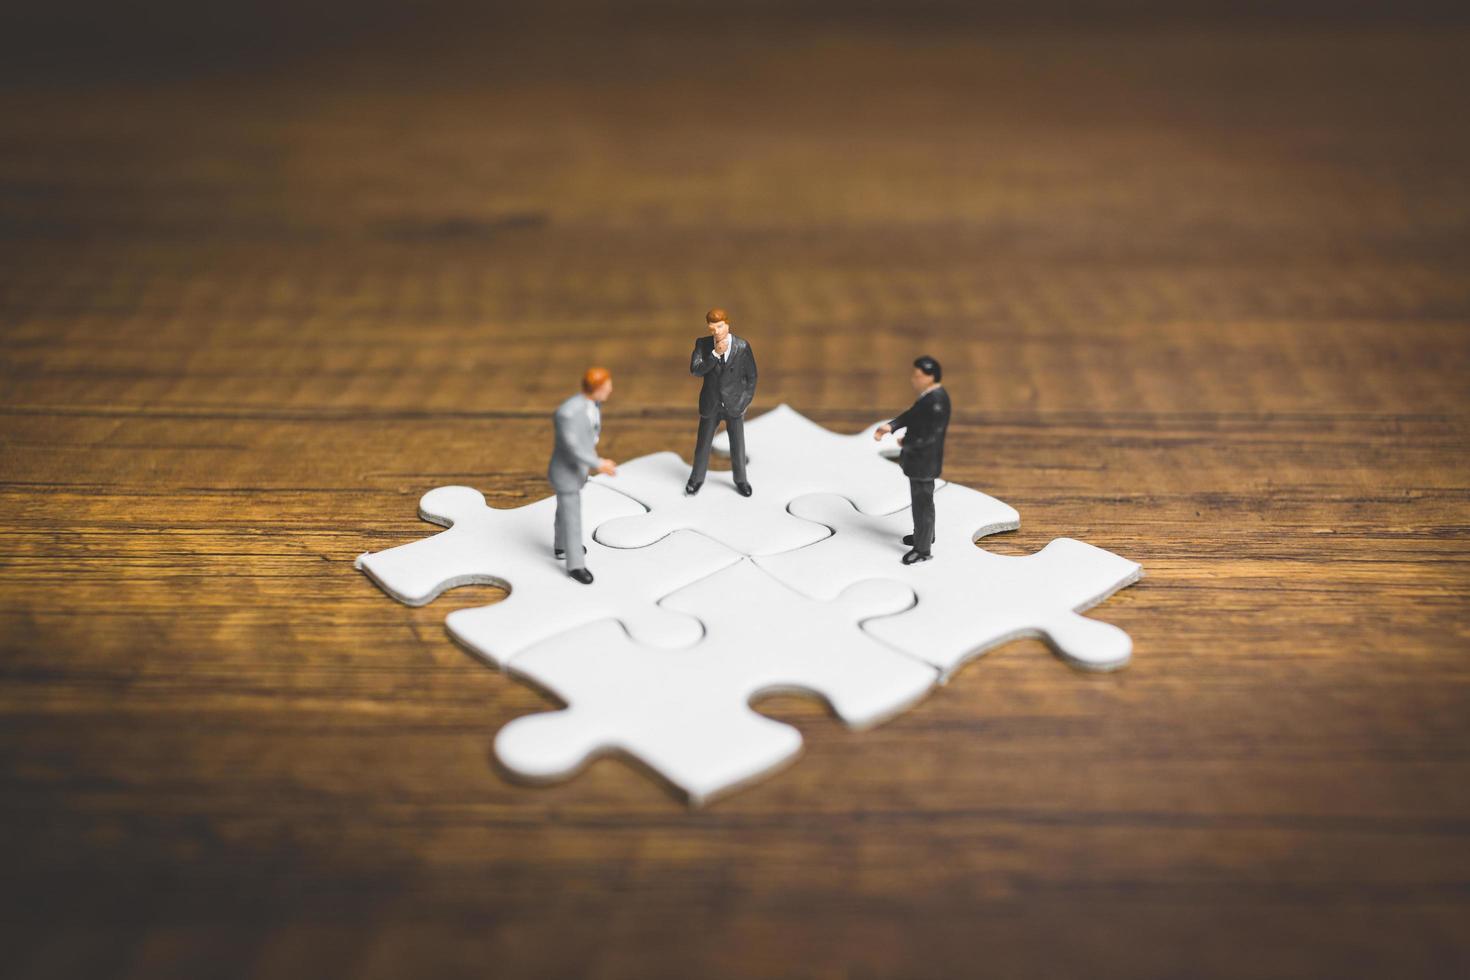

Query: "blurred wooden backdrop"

xmin=2 ymin=3 xmax=1467 ymax=977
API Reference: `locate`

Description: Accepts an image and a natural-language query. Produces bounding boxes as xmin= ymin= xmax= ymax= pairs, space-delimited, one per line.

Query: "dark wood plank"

xmin=2 ymin=10 xmax=1468 ymax=979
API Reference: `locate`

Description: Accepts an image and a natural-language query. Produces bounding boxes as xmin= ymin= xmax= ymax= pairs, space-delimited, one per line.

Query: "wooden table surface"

xmin=3 ymin=7 xmax=1468 ymax=978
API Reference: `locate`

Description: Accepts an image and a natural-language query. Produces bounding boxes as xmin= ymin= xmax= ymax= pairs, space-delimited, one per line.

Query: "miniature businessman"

xmin=874 ymin=355 xmax=950 ymax=565
xmin=686 ymin=307 xmax=758 ymax=496
xmin=548 ymin=367 xmax=618 ymax=584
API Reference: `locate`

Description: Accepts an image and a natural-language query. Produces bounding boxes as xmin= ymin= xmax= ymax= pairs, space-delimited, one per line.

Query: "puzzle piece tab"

xmin=495 ymin=560 xmax=937 ymax=805
xmin=756 ymin=491 xmax=1140 ymax=677
xmin=709 ymin=403 xmax=944 ymax=514
xmin=356 ymin=485 xmax=738 ymax=664
xmin=592 ymin=451 xmax=834 ymax=556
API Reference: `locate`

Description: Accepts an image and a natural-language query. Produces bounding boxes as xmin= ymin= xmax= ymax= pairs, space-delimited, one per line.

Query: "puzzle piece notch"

xmin=756 ymin=490 xmax=1140 ymax=678
xmin=700 ymin=403 xmax=943 ymax=516
xmin=592 ymin=451 xmax=835 ymax=556
xmin=495 ymin=560 xmax=938 ymax=805
xmin=357 ymin=484 xmax=739 ymax=664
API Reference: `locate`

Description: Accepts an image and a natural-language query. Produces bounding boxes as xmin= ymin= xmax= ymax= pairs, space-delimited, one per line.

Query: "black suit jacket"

xmin=690 ymin=334 xmax=758 ymax=418
xmin=889 ymin=386 xmax=950 ymax=480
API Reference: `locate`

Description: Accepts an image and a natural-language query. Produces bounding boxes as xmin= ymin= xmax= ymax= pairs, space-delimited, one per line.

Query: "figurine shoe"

xmin=735 ymin=482 xmax=753 ymax=497
xmin=901 ymin=549 xmax=932 ymax=565
xmin=684 ymin=479 xmax=702 ymax=496
xmin=567 ymin=568 xmax=594 ymax=585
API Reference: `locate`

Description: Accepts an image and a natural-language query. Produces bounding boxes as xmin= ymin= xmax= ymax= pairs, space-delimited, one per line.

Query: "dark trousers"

xmin=690 ymin=413 xmax=748 ymax=484
xmin=909 ymin=478 xmax=936 ymax=553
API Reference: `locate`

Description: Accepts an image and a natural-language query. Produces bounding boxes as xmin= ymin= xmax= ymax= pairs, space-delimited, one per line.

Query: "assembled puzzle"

xmin=358 ymin=315 xmax=1141 ymax=804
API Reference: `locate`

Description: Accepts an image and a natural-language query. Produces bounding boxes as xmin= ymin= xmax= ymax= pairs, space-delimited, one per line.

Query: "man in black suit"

xmin=875 ymin=355 xmax=950 ymax=565
xmin=686 ymin=307 xmax=757 ymax=496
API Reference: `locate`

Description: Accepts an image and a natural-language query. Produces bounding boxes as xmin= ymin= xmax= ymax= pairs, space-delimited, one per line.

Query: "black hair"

xmin=913 ymin=355 xmax=942 ymax=382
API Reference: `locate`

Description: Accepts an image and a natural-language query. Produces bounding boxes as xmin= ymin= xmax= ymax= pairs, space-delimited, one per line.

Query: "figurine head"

xmin=911 ymin=355 xmax=941 ymax=393
xmin=582 ymin=366 xmax=613 ymax=402
xmin=705 ymin=307 xmax=731 ymax=345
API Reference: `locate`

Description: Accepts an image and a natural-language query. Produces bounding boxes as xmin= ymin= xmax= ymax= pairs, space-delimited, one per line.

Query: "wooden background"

xmin=2 ymin=4 xmax=1468 ymax=977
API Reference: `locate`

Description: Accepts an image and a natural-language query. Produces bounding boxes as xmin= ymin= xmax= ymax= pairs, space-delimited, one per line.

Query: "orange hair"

xmin=582 ymin=366 xmax=611 ymax=392
xmin=706 ymin=307 xmax=730 ymax=325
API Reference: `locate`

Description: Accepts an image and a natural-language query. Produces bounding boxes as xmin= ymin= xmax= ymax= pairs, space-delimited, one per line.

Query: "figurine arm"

xmin=690 ymin=340 xmax=718 ymax=377
xmin=556 ymin=410 xmax=602 ymax=471
xmin=734 ymin=345 xmax=758 ymax=415
xmin=900 ymin=400 xmax=945 ymax=448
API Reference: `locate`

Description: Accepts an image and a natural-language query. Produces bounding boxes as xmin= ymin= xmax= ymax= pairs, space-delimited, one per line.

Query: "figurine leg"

xmin=555 ymin=491 xmax=585 ymax=570
xmin=689 ymin=414 xmax=718 ymax=484
xmin=725 ymin=414 xmax=748 ymax=485
xmin=909 ymin=478 xmax=935 ymax=553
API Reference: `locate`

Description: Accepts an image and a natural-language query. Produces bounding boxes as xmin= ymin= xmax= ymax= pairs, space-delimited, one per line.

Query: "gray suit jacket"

xmin=548 ymin=394 xmax=601 ymax=492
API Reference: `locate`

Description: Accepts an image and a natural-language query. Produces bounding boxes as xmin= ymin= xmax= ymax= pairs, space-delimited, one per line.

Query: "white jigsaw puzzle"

xmin=705 ymin=403 xmax=944 ymax=513
xmin=592 ymin=405 xmax=943 ymax=554
xmin=757 ymin=491 xmax=1143 ymax=677
xmin=358 ymin=406 xmax=1143 ymax=804
xmin=591 ymin=451 xmax=834 ymax=556
xmin=716 ymin=403 xmax=906 ymax=461
xmin=494 ymin=560 xmax=938 ymax=805
xmin=356 ymin=484 xmax=739 ymax=663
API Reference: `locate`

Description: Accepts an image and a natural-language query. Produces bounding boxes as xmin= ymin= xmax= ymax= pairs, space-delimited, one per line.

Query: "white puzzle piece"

xmin=591 ymin=451 xmax=834 ymax=556
xmin=355 ymin=485 xmax=738 ymax=663
xmin=713 ymin=401 xmax=907 ymax=458
xmin=707 ymin=403 xmax=944 ymax=513
xmin=446 ymin=529 xmax=741 ymax=667
xmin=760 ymin=483 xmax=1021 ymax=575
xmin=756 ymin=491 xmax=1141 ymax=677
xmin=495 ymin=560 xmax=938 ymax=806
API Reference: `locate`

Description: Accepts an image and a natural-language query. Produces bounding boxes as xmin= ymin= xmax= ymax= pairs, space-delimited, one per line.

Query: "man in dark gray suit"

xmin=686 ymin=307 xmax=757 ymax=497
xmin=875 ymin=355 xmax=951 ymax=565
xmin=548 ymin=367 xmax=618 ymax=584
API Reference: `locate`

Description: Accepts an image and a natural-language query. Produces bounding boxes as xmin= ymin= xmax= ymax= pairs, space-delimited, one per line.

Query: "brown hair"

xmin=582 ymin=366 xmax=611 ymax=392
xmin=705 ymin=307 xmax=730 ymax=325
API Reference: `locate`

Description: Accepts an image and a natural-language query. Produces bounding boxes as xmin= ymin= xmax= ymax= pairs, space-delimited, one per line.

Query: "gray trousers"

xmin=553 ymin=491 xmax=585 ymax=571
xmin=690 ymin=413 xmax=748 ymax=485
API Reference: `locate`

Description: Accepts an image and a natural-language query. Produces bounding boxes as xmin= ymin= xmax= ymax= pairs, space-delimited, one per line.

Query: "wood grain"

xmin=2 ymin=11 xmax=1468 ymax=979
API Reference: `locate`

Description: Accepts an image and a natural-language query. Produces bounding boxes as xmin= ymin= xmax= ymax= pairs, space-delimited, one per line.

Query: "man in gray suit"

xmin=548 ymin=367 xmax=618 ymax=584
xmin=686 ymin=307 xmax=757 ymax=497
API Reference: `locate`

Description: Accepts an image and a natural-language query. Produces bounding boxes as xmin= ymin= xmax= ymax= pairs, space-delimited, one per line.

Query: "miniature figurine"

xmin=874 ymin=355 xmax=950 ymax=564
xmin=686 ymin=307 xmax=757 ymax=497
xmin=548 ymin=367 xmax=618 ymax=584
